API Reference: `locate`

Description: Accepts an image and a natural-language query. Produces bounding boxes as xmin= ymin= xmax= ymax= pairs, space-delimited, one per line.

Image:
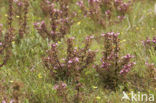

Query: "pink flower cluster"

xmin=101 ymin=32 xmax=120 ymax=37
xmin=13 ymin=0 xmax=23 ymax=6
xmin=143 ymin=37 xmax=156 ymax=45
xmin=53 ymin=82 xmax=67 ymax=90
xmin=114 ymin=0 xmax=131 ymax=14
xmin=36 ymin=0 xmax=77 ymax=41
xmin=43 ymin=36 xmax=96 ymax=80
xmin=143 ymin=37 xmax=156 ymax=50
xmin=77 ymin=0 xmax=132 ymax=27
xmin=120 ymin=54 xmax=136 ymax=75
xmin=95 ymin=32 xmax=135 ymax=89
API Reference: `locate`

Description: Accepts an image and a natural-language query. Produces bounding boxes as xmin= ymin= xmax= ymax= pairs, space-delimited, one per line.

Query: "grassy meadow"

xmin=0 ymin=0 xmax=156 ymax=103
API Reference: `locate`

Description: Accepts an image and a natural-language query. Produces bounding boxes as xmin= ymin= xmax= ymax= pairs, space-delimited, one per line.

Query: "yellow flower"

xmin=5 ymin=14 xmax=8 ymax=17
xmin=12 ymin=41 xmax=15 ymax=45
xmin=77 ymin=21 xmax=81 ymax=25
xmin=128 ymin=92 xmax=131 ymax=96
xmin=96 ymin=96 xmax=101 ymax=100
xmin=57 ymin=41 xmax=61 ymax=44
xmin=16 ymin=16 xmax=20 ymax=18
xmin=92 ymin=86 xmax=97 ymax=89
xmin=120 ymin=39 xmax=126 ymax=43
xmin=136 ymin=27 xmax=139 ymax=30
xmin=10 ymin=80 xmax=14 ymax=83
xmin=38 ymin=73 xmax=42 ymax=79
xmin=152 ymin=28 xmax=155 ymax=30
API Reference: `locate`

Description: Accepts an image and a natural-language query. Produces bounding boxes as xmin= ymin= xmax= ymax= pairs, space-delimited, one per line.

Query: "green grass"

xmin=0 ymin=0 xmax=156 ymax=103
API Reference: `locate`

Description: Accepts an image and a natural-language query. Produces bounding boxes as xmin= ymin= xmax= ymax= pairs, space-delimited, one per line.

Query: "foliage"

xmin=0 ymin=0 xmax=156 ymax=102
xmin=77 ymin=0 xmax=132 ymax=28
xmin=34 ymin=0 xmax=77 ymax=42
xmin=95 ymin=32 xmax=135 ymax=90
xmin=43 ymin=36 xmax=96 ymax=81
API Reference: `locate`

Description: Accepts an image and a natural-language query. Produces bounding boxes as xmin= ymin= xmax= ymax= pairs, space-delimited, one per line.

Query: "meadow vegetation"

xmin=0 ymin=0 xmax=156 ymax=103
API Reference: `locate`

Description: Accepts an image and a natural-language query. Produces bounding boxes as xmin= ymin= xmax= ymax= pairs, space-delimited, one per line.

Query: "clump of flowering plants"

xmin=0 ymin=0 xmax=14 ymax=67
xmin=35 ymin=0 xmax=77 ymax=42
xmin=77 ymin=0 xmax=132 ymax=28
xmin=0 ymin=80 xmax=24 ymax=103
xmin=43 ymin=36 xmax=96 ymax=103
xmin=145 ymin=62 xmax=156 ymax=81
xmin=13 ymin=0 xmax=29 ymax=39
xmin=0 ymin=0 xmax=29 ymax=67
xmin=142 ymin=37 xmax=156 ymax=50
xmin=53 ymin=81 xmax=69 ymax=103
xmin=95 ymin=32 xmax=135 ymax=90
xmin=43 ymin=36 xmax=96 ymax=81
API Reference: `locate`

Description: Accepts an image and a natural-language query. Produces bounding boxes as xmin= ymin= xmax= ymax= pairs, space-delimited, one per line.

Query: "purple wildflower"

xmin=74 ymin=57 xmax=79 ymax=62
xmin=68 ymin=60 xmax=73 ymax=64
